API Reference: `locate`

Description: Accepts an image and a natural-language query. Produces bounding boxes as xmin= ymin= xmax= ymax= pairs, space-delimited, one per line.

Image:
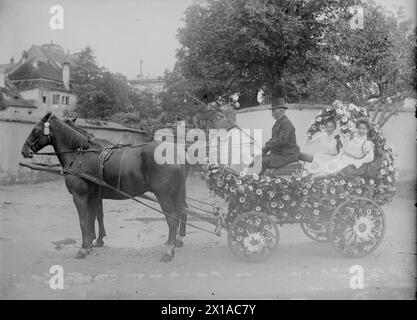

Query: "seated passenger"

xmin=305 ymin=119 xmax=343 ymax=176
xmin=321 ymin=118 xmax=375 ymax=176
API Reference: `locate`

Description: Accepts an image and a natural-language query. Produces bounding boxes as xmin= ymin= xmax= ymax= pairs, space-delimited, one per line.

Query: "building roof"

xmin=0 ymin=79 xmax=36 ymax=109
xmin=26 ymin=44 xmax=77 ymax=68
xmin=8 ymin=59 xmax=63 ymax=82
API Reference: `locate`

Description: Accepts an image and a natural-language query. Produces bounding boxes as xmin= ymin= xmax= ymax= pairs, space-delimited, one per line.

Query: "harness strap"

xmin=117 ymin=148 xmax=129 ymax=192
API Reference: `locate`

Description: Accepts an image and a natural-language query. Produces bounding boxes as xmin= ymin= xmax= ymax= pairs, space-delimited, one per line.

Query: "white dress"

xmin=305 ymin=132 xmax=340 ymax=175
xmin=324 ymin=135 xmax=375 ymax=175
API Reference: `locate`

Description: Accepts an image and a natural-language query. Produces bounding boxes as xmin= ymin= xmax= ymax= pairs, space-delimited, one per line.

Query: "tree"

xmin=176 ymin=0 xmax=352 ymax=101
xmin=305 ymin=0 xmax=416 ymax=126
xmin=72 ymin=47 xmax=157 ymax=120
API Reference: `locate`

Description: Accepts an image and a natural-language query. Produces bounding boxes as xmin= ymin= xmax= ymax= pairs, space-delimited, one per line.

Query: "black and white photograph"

xmin=0 ymin=0 xmax=415 ymax=302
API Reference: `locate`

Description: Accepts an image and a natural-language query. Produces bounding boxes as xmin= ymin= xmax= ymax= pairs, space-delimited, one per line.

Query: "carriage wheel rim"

xmin=328 ymin=197 xmax=386 ymax=258
xmin=300 ymin=221 xmax=329 ymax=242
xmin=227 ymin=211 xmax=279 ymax=262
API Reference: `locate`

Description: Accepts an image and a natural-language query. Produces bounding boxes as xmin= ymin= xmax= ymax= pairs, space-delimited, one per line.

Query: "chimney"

xmin=0 ymin=68 xmax=5 ymax=88
xmin=62 ymin=62 xmax=70 ymax=90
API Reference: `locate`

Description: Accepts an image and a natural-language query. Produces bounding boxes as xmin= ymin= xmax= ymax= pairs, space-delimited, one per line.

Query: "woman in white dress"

xmin=305 ymin=119 xmax=342 ymax=176
xmin=318 ymin=117 xmax=375 ymax=176
xmin=337 ymin=118 xmax=375 ymax=176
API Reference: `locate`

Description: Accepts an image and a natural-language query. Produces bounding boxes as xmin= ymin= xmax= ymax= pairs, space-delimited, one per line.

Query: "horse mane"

xmin=63 ymin=119 xmax=109 ymax=148
xmin=64 ymin=119 xmax=96 ymax=139
xmin=49 ymin=116 xmax=91 ymax=150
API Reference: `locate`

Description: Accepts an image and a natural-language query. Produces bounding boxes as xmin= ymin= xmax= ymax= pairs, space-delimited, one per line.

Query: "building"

xmin=128 ymin=77 xmax=166 ymax=95
xmin=127 ymin=59 xmax=166 ymax=106
xmin=0 ymin=76 xmax=37 ymax=116
xmin=1 ymin=42 xmax=78 ymax=117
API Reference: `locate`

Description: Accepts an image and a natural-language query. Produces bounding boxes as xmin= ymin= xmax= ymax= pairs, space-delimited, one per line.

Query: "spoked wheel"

xmin=328 ymin=197 xmax=386 ymax=258
xmin=300 ymin=220 xmax=329 ymax=242
xmin=227 ymin=211 xmax=279 ymax=262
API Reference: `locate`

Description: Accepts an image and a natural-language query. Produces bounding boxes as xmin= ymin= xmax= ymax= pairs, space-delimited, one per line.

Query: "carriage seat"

xmin=265 ymin=161 xmax=304 ymax=177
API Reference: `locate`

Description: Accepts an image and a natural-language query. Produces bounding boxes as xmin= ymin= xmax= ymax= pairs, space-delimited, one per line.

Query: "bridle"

xmin=27 ymin=121 xmax=53 ymax=153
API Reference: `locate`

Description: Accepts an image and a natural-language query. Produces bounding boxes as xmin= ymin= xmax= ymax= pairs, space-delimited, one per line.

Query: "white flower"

xmin=317 ymin=116 xmax=322 ymax=122
xmin=342 ymin=116 xmax=348 ymax=122
xmin=253 ymin=173 xmax=259 ymax=180
xmin=313 ymin=202 xmax=319 ymax=208
xmin=313 ymin=209 xmax=320 ymax=215
xmin=341 ymin=125 xmax=347 ymax=130
xmin=255 ymin=206 xmax=261 ymax=212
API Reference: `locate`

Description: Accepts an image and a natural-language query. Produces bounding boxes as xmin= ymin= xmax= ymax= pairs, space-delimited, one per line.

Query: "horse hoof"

xmin=74 ymin=251 xmax=87 ymax=259
xmin=160 ymin=253 xmax=173 ymax=262
xmin=93 ymin=239 xmax=104 ymax=247
xmin=175 ymin=240 xmax=184 ymax=248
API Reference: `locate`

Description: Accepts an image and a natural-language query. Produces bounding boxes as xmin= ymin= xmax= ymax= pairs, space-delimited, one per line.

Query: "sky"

xmin=0 ymin=0 xmax=415 ymax=79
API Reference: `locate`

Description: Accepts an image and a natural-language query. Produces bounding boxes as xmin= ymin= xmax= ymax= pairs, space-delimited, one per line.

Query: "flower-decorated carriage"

xmin=204 ymin=101 xmax=397 ymax=262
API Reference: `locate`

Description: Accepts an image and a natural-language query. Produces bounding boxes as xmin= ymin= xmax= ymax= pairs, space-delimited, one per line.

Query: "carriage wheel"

xmin=328 ymin=197 xmax=386 ymax=258
xmin=300 ymin=220 xmax=329 ymax=242
xmin=227 ymin=211 xmax=279 ymax=262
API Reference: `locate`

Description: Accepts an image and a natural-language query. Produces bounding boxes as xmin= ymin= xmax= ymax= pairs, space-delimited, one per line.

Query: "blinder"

xmin=28 ymin=121 xmax=52 ymax=153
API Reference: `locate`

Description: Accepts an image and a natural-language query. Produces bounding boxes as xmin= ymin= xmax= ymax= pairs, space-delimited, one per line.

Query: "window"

xmin=42 ymin=96 xmax=46 ymax=103
xmin=65 ymin=96 xmax=70 ymax=105
xmin=62 ymin=96 xmax=65 ymax=104
xmin=52 ymin=94 xmax=60 ymax=105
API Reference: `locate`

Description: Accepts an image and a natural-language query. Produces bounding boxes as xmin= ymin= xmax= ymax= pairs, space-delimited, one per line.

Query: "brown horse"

xmin=22 ymin=112 xmax=188 ymax=262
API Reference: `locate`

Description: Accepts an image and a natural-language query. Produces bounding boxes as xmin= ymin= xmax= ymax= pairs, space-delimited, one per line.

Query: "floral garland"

xmin=203 ymin=101 xmax=398 ymax=225
xmin=306 ymin=100 xmax=369 ymax=139
xmin=204 ymin=165 xmax=397 ymax=226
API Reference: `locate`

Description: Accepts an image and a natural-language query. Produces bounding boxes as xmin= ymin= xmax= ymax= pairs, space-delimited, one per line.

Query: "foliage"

xmin=303 ymin=0 xmax=416 ymax=125
xmin=72 ymin=47 xmax=157 ymax=121
xmin=158 ymin=68 xmax=221 ymax=131
xmin=176 ymin=0 xmax=352 ymax=102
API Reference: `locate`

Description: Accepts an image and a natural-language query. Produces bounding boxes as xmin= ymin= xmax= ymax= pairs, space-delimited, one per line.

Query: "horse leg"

xmin=93 ymin=196 xmax=106 ymax=247
xmin=87 ymin=196 xmax=97 ymax=244
xmin=176 ymin=212 xmax=186 ymax=248
xmin=174 ymin=170 xmax=187 ymax=248
xmin=72 ymin=194 xmax=93 ymax=259
xmin=155 ymin=194 xmax=178 ymax=262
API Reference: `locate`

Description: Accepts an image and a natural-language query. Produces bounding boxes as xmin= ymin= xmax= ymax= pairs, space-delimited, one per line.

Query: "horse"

xmin=21 ymin=112 xmax=188 ymax=262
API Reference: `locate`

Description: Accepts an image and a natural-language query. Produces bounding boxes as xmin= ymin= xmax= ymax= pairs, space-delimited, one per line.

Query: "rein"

xmin=33 ymin=143 xmax=148 ymax=156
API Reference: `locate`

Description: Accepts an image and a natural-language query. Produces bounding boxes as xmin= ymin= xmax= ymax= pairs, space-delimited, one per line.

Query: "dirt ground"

xmin=0 ymin=174 xmax=415 ymax=300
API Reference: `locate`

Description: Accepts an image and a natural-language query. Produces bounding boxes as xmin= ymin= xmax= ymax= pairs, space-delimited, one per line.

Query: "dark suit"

xmin=262 ymin=114 xmax=300 ymax=170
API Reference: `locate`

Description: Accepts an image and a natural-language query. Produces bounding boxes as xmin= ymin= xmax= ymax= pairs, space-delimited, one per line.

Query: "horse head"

xmin=22 ymin=112 xmax=90 ymax=158
xmin=21 ymin=112 xmax=54 ymax=158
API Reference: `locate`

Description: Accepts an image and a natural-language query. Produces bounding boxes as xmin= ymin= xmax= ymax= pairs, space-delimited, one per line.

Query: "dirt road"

xmin=0 ymin=175 xmax=415 ymax=299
